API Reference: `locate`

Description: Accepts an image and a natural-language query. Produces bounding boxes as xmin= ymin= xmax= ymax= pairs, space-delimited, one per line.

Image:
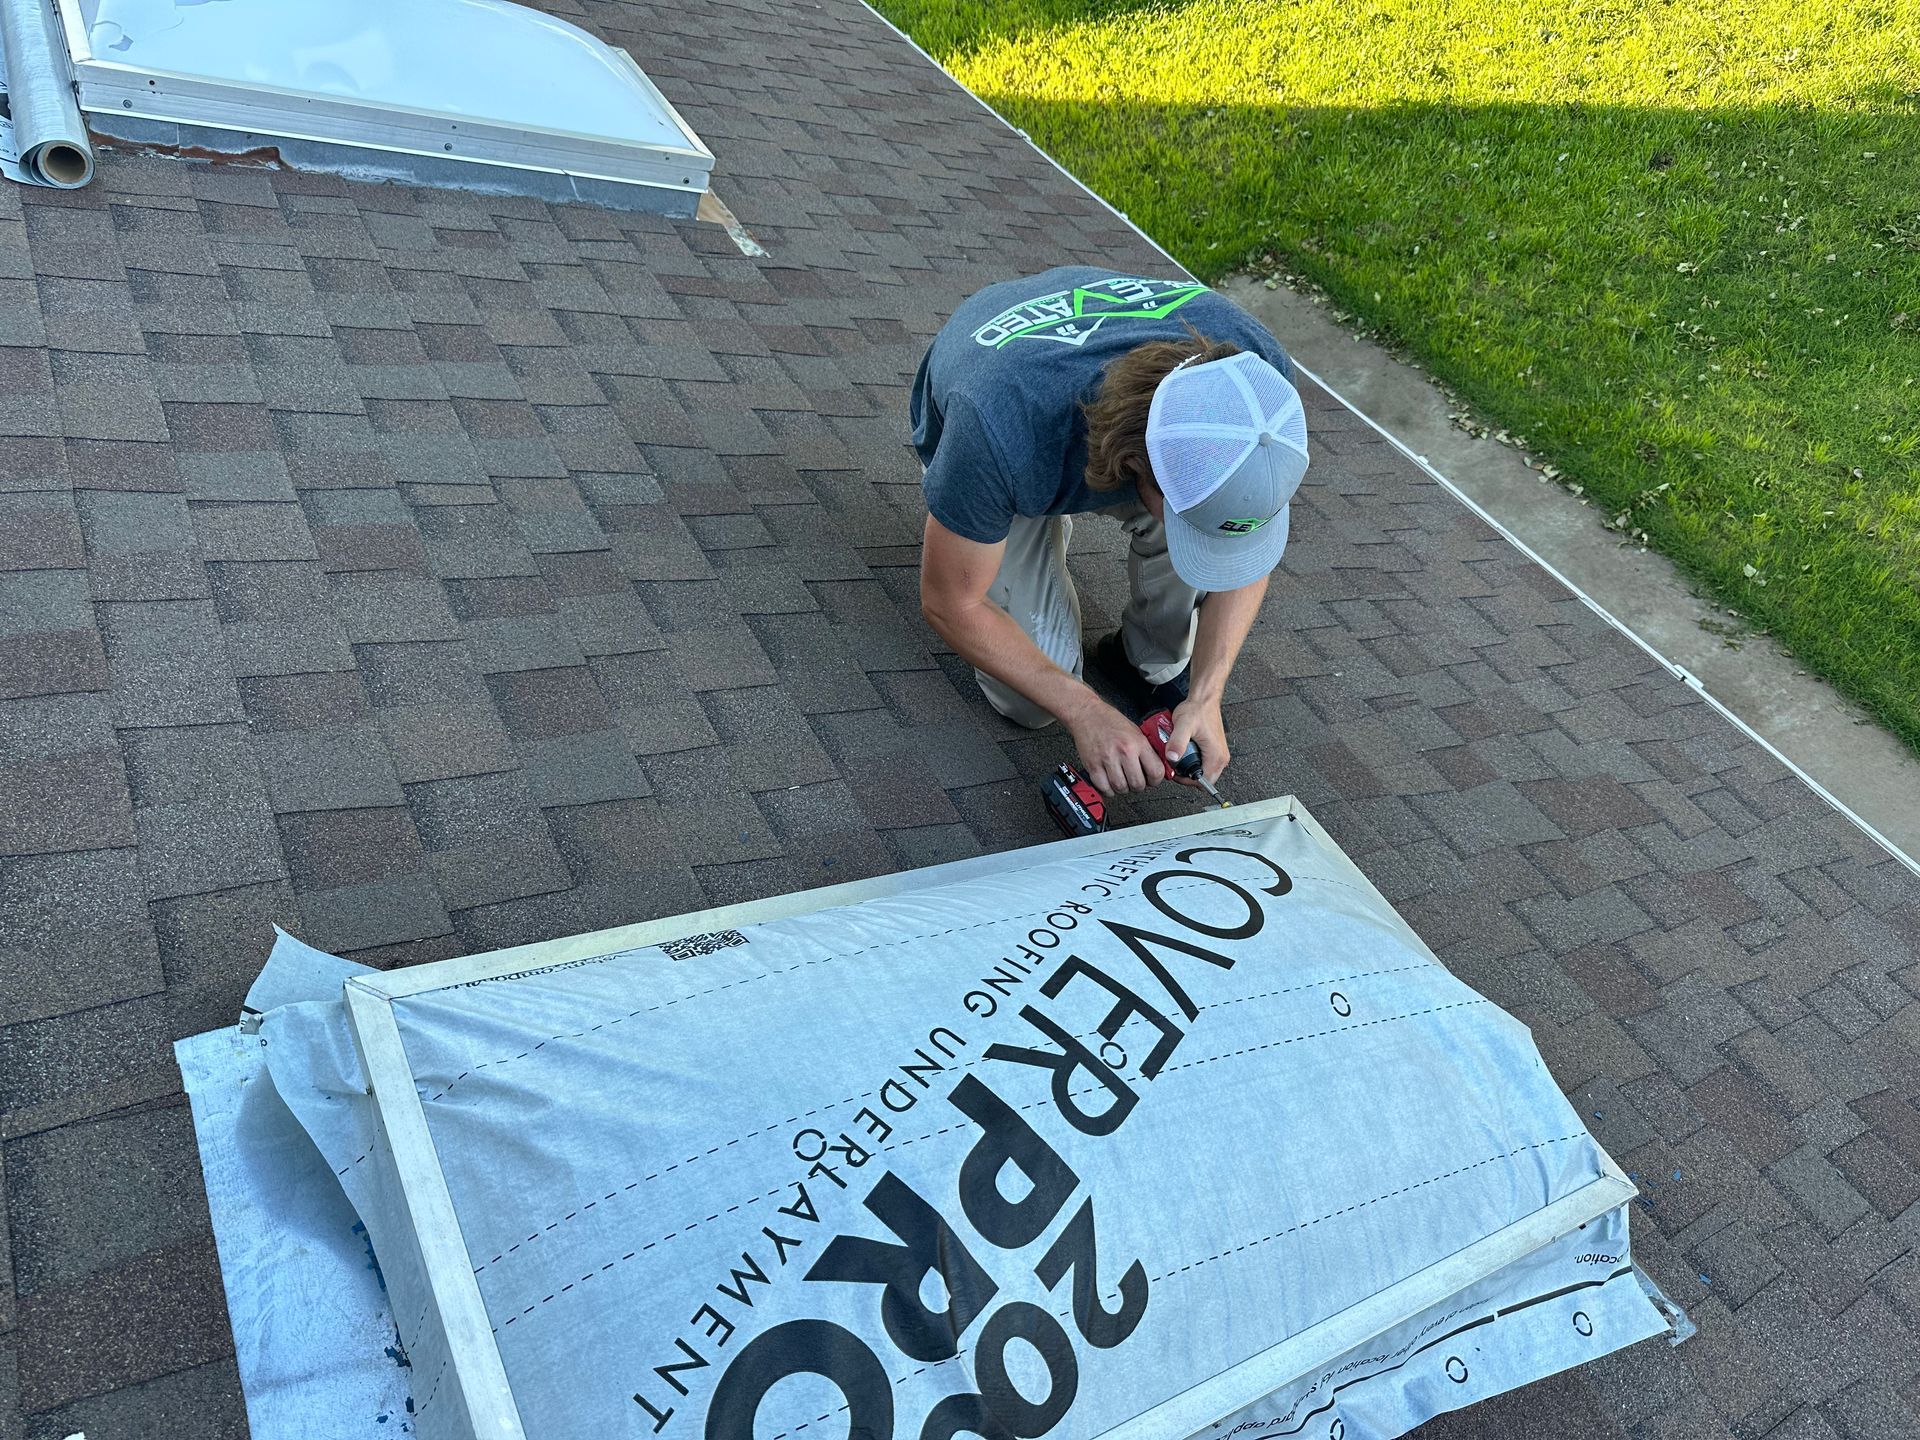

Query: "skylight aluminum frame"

xmin=55 ymin=3 xmax=712 ymax=195
xmin=335 ymin=796 xmax=1638 ymax=1440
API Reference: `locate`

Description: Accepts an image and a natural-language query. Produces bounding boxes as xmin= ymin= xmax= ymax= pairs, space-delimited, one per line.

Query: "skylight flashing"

xmin=33 ymin=0 xmax=712 ymax=212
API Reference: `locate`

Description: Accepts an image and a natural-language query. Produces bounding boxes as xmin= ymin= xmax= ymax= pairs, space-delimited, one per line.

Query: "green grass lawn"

xmin=874 ymin=0 xmax=1920 ymax=750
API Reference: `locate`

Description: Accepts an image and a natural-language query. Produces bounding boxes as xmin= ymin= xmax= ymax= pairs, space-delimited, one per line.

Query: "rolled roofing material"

xmin=0 ymin=0 xmax=92 ymax=186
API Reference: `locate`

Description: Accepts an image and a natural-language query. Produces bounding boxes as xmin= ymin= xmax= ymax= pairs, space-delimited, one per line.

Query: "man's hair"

xmin=1083 ymin=328 xmax=1243 ymax=493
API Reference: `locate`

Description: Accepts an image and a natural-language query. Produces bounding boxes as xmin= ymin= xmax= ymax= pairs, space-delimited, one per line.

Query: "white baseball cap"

xmin=1145 ymin=351 xmax=1308 ymax=591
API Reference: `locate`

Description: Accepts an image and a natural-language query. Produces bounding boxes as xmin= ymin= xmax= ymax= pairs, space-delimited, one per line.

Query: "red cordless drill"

xmin=1140 ymin=709 xmax=1230 ymax=808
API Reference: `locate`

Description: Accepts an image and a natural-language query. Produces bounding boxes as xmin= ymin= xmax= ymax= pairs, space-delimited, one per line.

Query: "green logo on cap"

xmin=1218 ymin=516 xmax=1269 ymax=535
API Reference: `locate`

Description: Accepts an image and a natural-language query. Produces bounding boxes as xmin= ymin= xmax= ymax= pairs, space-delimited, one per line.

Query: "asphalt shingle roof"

xmin=2 ymin=0 xmax=1918 ymax=1435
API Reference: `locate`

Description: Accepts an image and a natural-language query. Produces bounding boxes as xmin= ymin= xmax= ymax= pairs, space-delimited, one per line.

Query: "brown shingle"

xmin=1 ymin=2 xmax=1917 ymax=1436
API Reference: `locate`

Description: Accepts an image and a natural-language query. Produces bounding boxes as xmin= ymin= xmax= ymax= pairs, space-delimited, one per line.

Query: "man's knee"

xmin=978 ymin=677 xmax=1058 ymax=730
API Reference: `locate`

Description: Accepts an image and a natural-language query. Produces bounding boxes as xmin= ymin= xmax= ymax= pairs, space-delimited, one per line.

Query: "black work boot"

xmin=1089 ymin=630 xmax=1189 ymax=720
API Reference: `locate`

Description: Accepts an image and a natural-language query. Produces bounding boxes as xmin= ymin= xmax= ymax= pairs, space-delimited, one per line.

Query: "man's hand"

xmin=1168 ymin=574 xmax=1261 ymax=788
xmin=1165 ymin=697 xmax=1230 ymax=786
xmin=1067 ymin=702 xmax=1165 ymax=796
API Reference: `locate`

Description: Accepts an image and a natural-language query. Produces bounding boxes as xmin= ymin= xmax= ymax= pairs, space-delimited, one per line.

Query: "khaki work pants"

xmin=977 ymin=502 xmax=1200 ymax=729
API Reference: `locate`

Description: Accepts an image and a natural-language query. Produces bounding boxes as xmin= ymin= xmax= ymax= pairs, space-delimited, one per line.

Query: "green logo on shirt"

xmin=972 ymin=277 xmax=1208 ymax=349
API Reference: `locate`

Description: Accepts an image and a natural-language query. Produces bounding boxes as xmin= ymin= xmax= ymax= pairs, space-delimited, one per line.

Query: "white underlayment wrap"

xmin=202 ymin=802 xmax=1681 ymax=1440
xmin=0 ymin=0 xmax=92 ymax=185
xmin=175 ymin=939 xmax=413 ymax=1439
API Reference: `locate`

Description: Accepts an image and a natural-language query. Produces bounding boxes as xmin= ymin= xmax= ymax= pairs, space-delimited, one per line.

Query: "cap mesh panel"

xmin=1242 ymin=357 xmax=1287 ymax=406
xmin=1155 ymin=436 xmax=1252 ymax=506
xmin=1146 ymin=353 xmax=1306 ymax=509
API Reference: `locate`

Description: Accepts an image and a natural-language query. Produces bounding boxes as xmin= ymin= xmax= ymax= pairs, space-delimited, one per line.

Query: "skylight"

xmin=48 ymin=0 xmax=711 ymax=211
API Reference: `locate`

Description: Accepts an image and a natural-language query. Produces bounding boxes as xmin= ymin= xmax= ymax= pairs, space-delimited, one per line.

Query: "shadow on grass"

xmin=977 ymin=92 xmax=1920 ymax=746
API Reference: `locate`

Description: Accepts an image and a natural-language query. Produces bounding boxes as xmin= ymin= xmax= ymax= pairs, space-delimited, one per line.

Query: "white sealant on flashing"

xmin=852 ymin=0 xmax=1918 ymax=880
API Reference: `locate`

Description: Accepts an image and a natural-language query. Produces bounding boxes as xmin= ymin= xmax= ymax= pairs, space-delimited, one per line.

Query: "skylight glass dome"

xmin=56 ymin=0 xmax=711 ymax=209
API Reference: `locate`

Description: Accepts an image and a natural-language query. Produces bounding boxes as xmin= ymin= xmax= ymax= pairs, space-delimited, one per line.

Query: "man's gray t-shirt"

xmin=910 ymin=266 xmax=1294 ymax=544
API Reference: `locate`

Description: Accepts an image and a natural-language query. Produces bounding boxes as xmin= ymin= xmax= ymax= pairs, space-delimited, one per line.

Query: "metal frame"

xmin=344 ymin=983 xmax=525 ymax=1440
xmin=54 ymin=1 xmax=713 ymax=195
xmin=336 ymin=796 xmax=1636 ymax=1439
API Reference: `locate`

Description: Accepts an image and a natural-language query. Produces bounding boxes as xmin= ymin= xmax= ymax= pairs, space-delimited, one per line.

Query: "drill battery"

xmin=1041 ymin=763 xmax=1108 ymax=837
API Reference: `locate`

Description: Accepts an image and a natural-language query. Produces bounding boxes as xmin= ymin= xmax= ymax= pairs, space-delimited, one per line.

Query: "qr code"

xmin=659 ymin=930 xmax=748 ymax=961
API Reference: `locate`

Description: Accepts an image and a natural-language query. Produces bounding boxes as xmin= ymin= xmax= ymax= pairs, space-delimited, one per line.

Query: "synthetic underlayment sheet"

xmin=260 ymin=806 xmax=1674 ymax=1440
xmin=175 ymin=938 xmax=415 ymax=1440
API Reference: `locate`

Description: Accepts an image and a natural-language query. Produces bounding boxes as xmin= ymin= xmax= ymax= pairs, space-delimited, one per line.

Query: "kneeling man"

xmin=912 ymin=267 xmax=1308 ymax=796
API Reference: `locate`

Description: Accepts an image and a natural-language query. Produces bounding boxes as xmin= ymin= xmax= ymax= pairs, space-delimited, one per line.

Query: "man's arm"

xmin=919 ymin=515 xmax=1164 ymax=795
xmin=1164 ymin=575 xmax=1268 ymax=786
